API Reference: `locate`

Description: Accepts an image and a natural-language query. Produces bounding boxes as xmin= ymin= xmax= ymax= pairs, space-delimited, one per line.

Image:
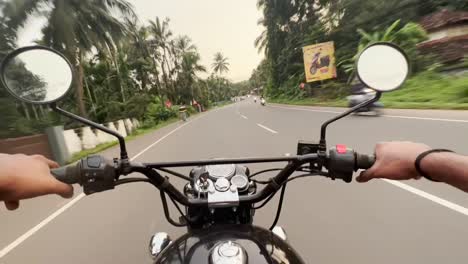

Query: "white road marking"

xmin=257 ymin=124 xmax=278 ymax=134
xmin=0 ymin=193 xmax=85 ymax=259
xmin=383 ymin=180 xmax=468 ymax=216
xmin=270 ymin=104 xmax=468 ymax=123
xmin=270 ymin=105 xmax=341 ymax=114
xmin=241 ymin=115 xmax=248 ymax=119
xmin=384 ymin=115 xmax=468 ymax=123
xmin=271 ymin=103 xmax=468 ymax=215
xmin=0 ymin=115 xmax=204 ymax=259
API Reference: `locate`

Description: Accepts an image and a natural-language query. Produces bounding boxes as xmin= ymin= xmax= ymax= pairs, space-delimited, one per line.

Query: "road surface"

xmin=2 ymin=100 xmax=468 ymax=263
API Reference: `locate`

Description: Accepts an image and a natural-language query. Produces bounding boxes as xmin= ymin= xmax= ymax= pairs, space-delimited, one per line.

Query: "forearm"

xmin=422 ymin=152 xmax=468 ymax=192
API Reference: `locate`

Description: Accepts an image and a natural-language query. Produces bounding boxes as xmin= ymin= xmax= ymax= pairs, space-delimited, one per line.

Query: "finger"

xmin=356 ymin=171 xmax=373 ymax=183
xmin=52 ymin=182 xmax=74 ymax=198
xmin=32 ymin=155 xmax=59 ymax=169
xmin=5 ymin=200 xmax=19 ymax=210
xmin=356 ymin=160 xmax=380 ymax=183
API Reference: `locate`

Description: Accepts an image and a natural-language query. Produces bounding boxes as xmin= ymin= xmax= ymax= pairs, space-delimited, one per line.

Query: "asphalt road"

xmin=2 ymin=100 xmax=468 ymax=263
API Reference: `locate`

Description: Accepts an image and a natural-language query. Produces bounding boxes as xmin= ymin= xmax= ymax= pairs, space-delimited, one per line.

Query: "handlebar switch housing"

xmin=81 ymin=155 xmax=117 ymax=194
xmin=327 ymin=145 xmax=355 ymax=183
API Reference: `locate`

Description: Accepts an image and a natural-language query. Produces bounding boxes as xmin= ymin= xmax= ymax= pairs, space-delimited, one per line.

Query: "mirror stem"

xmin=319 ymin=92 xmax=382 ymax=151
xmin=51 ymin=104 xmax=129 ymax=161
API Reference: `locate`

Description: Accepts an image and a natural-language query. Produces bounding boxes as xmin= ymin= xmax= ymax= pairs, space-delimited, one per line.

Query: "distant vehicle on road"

xmin=347 ymin=84 xmax=383 ymax=116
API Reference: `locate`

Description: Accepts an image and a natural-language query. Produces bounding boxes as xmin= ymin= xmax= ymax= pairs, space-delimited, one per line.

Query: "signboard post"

xmin=302 ymin=41 xmax=337 ymax=83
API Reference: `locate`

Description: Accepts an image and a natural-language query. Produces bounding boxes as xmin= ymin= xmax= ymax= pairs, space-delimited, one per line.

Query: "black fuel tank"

xmin=155 ymin=225 xmax=305 ymax=263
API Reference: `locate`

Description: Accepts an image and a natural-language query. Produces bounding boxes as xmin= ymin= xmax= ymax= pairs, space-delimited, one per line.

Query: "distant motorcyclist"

xmin=260 ymin=96 xmax=266 ymax=106
xmin=347 ymin=80 xmax=383 ymax=115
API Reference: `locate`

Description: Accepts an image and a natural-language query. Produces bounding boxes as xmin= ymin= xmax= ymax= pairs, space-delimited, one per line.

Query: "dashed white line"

xmin=0 ymin=115 xmax=204 ymax=259
xmin=383 ymin=180 xmax=468 ymax=216
xmin=257 ymin=124 xmax=278 ymax=134
xmin=241 ymin=115 xmax=248 ymax=119
xmin=270 ymin=104 xmax=468 ymax=123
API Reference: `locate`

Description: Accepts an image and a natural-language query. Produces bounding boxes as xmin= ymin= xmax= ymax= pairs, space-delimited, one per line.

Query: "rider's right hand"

xmin=356 ymin=141 xmax=431 ymax=182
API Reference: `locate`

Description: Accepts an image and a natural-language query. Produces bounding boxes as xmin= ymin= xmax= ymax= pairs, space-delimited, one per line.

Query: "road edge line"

xmin=0 ymin=110 xmax=212 ymax=258
xmin=383 ymin=180 xmax=468 ymax=216
xmin=269 ymin=104 xmax=468 ymax=123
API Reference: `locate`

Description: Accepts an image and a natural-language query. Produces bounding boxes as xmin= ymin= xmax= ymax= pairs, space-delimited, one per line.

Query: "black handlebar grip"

xmin=355 ymin=153 xmax=376 ymax=170
xmin=51 ymin=163 xmax=81 ymax=184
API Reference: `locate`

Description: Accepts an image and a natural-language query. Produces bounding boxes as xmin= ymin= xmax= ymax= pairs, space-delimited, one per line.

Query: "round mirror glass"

xmin=356 ymin=43 xmax=409 ymax=92
xmin=1 ymin=48 xmax=73 ymax=104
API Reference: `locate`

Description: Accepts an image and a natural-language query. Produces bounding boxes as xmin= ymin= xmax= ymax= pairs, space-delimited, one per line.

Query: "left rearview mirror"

xmin=0 ymin=46 xmax=74 ymax=105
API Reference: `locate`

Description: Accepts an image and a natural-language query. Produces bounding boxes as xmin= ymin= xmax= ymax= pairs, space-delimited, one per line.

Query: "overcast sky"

xmin=17 ymin=0 xmax=265 ymax=82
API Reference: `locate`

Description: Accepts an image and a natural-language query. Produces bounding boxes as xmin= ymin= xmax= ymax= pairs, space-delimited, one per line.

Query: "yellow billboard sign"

xmin=303 ymin=41 xmax=337 ymax=83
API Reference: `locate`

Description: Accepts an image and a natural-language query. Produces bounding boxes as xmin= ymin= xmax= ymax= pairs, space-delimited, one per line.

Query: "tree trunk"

xmin=32 ymin=105 xmax=39 ymax=120
xmin=112 ymin=51 xmax=126 ymax=103
xmin=21 ymin=102 xmax=30 ymax=120
xmin=75 ymin=50 xmax=87 ymax=117
xmin=39 ymin=105 xmax=46 ymax=117
xmin=84 ymin=76 xmax=96 ymax=114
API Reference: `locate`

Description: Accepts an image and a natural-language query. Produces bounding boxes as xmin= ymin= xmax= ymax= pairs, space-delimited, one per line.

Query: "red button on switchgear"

xmin=336 ymin=144 xmax=347 ymax=154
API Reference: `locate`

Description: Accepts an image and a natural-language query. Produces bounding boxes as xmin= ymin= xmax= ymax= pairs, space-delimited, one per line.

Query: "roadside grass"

xmin=271 ymin=71 xmax=468 ymax=110
xmin=271 ymin=97 xmax=347 ymax=107
xmin=68 ymin=102 xmax=232 ymax=163
xmin=69 ymin=117 xmax=180 ymax=163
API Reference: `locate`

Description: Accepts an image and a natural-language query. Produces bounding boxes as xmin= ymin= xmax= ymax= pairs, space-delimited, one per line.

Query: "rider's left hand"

xmin=0 ymin=154 xmax=74 ymax=210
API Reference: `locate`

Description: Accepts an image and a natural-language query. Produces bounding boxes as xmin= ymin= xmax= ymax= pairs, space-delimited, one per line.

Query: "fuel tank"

xmin=155 ymin=225 xmax=305 ymax=263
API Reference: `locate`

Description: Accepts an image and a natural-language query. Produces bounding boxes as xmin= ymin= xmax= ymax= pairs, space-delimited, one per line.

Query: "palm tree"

xmin=148 ymin=17 xmax=173 ymax=99
xmin=5 ymin=0 xmax=135 ymax=116
xmin=211 ymin=52 xmax=230 ymax=76
xmin=178 ymin=51 xmax=206 ymax=104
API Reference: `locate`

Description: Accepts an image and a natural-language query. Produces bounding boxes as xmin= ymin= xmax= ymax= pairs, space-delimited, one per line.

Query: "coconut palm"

xmin=178 ymin=51 xmax=206 ymax=104
xmin=4 ymin=0 xmax=135 ymax=116
xmin=212 ymin=52 xmax=230 ymax=76
xmin=148 ymin=17 xmax=173 ymax=98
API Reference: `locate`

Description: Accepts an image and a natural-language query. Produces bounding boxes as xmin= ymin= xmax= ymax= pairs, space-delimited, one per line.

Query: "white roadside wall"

xmin=62 ymin=118 xmax=139 ymax=157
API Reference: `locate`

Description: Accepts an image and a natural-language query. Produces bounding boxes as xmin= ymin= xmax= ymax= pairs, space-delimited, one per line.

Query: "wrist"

xmin=418 ymin=150 xmax=454 ymax=182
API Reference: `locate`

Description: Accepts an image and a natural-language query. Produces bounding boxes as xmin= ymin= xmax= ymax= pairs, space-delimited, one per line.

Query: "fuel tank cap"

xmin=210 ymin=241 xmax=246 ymax=264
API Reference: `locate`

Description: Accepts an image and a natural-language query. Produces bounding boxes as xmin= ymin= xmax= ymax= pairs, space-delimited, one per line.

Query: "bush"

xmin=146 ymin=102 xmax=177 ymax=121
xmin=313 ymin=81 xmax=348 ymax=100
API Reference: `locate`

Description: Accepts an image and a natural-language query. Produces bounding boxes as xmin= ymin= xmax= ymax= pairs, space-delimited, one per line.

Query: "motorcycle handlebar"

xmin=355 ymin=153 xmax=376 ymax=170
xmin=51 ymin=164 xmax=80 ymax=184
xmin=50 ymin=151 xmax=375 ymax=205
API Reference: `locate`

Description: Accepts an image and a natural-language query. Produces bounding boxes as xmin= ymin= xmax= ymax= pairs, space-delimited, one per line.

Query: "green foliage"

xmin=382 ymin=71 xmax=468 ymax=108
xmin=253 ymin=0 xmax=464 ymax=100
xmin=142 ymin=98 xmax=177 ymax=128
xmin=273 ymin=70 xmax=468 ymax=110
xmin=1 ymin=1 xmax=238 ymax=139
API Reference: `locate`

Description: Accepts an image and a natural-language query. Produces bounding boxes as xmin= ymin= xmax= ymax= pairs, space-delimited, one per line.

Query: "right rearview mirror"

xmin=356 ymin=43 xmax=409 ymax=92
